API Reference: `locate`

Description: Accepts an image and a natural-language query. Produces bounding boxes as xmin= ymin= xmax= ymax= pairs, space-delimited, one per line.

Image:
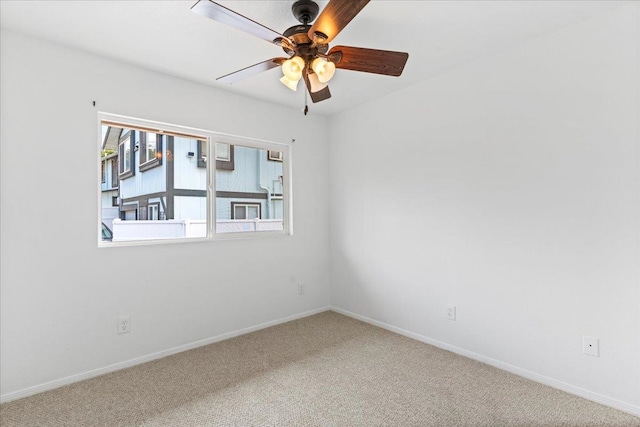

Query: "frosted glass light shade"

xmin=311 ymin=57 xmax=336 ymax=83
xmin=282 ymin=56 xmax=305 ymax=81
xmin=307 ymin=72 xmax=328 ymax=93
xmin=280 ymin=75 xmax=299 ymax=91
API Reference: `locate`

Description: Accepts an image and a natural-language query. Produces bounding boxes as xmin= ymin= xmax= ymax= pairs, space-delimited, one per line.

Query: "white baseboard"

xmin=330 ymin=306 xmax=640 ymax=418
xmin=0 ymin=306 xmax=331 ymax=404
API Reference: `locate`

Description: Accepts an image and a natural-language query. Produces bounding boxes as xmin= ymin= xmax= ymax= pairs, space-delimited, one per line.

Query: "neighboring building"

xmin=100 ymin=125 xmax=283 ymax=239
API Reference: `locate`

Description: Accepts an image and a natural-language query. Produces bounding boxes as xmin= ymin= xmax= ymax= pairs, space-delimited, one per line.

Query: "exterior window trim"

xmin=139 ymin=132 xmax=163 ymax=172
xmin=98 ymin=112 xmax=292 ymax=247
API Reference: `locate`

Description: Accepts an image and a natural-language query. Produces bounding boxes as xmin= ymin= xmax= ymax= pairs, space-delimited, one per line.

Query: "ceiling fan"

xmin=191 ymin=0 xmax=409 ymax=107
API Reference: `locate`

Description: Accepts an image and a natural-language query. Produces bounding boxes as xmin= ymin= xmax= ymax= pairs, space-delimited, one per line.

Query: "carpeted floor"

xmin=1 ymin=311 xmax=639 ymax=426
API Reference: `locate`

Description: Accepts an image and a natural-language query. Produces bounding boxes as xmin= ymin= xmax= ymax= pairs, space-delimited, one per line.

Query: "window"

xmin=99 ymin=114 xmax=290 ymax=245
xmin=231 ymin=203 xmax=261 ymax=220
xmin=148 ymin=204 xmax=159 ymax=220
xmin=101 ymin=161 xmax=106 ymax=183
xmin=139 ymin=132 xmax=162 ymax=171
xmin=215 ymin=143 xmax=285 ymax=234
xmin=118 ymin=131 xmax=134 ymax=179
xmin=215 ymin=142 xmax=234 ymax=171
xmin=111 ymin=160 xmax=119 ymax=188
xmin=216 ymin=143 xmax=230 ymax=161
xmin=268 ymin=150 xmax=283 ymax=162
xmin=196 ymin=140 xmax=230 ymax=169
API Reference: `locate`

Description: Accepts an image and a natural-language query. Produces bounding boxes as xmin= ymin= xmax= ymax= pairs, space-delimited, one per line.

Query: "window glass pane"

xmin=124 ymin=145 xmax=131 ymax=171
xmin=148 ymin=204 xmax=159 ymax=220
xmin=100 ymin=123 xmax=207 ymax=242
xmin=234 ymin=205 xmax=246 ymax=220
xmin=268 ymin=151 xmax=283 ymax=161
xmin=216 ymin=144 xmax=284 ymax=234
xmin=147 ymin=133 xmax=156 ymax=162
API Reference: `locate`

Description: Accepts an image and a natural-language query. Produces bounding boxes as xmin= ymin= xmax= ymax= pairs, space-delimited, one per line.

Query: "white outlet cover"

xmin=446 ymin=305 xmax=456 ymax=321
xmin=583 ymin=336 xmax=599 ymax=357
xmin=118 ymin=316 xmax=131 ymax=334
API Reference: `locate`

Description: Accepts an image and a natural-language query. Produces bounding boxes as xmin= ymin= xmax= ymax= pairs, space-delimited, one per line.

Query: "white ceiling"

xmin=0 ymin=0 xmax=629 ymax=116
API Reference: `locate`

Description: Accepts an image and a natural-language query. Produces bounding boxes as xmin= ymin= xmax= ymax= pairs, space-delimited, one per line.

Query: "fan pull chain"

xmin=303 ymin=89 xmax=309 ymax=116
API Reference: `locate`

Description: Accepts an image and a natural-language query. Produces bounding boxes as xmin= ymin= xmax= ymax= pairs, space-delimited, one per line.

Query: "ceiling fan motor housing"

xmin=282 ymin=24 xmax=329 ymax=56
xmin=291 ymin=0 xmax=319 ymax=24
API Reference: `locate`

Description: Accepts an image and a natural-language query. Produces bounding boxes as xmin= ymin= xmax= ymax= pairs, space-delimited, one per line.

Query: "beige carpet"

xmin=1 ymin=311 xmax=639 ymax=427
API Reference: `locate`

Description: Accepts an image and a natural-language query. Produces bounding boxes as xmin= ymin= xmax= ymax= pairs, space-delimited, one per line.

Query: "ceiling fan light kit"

xmin=191 ymin=0 xmax=409 ymax=111
xmin=311 ymin=57 xmax=336 ymax=83
xmin=279 ymin=75 xmax=300 ymax=91
xmin=280 ymin=55 xmax=306 ymax=91
xmin=307 ymin=72 xmax=328 ymax=93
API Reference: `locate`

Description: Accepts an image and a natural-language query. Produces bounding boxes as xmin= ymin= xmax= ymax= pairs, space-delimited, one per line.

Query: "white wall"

xmin=0 ymin=30 xmax=330 ymax=398
xmin=329 ymin=3 xmax=640 ymax=413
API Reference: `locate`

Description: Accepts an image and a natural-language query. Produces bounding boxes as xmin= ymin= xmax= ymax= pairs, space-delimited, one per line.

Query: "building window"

xmin=139 ymin=132 xmax=163 ymax=171
xmin=111 ymin=159 xmax=119 ymax=188
xmin=215 ymin=143 xmax=235 ymax=171
xmin=148 ymin=204 xmax=159 ymax=220
xmin=99 ymin=114 xmax=290 ymax=245
xmin=101 ymin=161 xmax=106 ymax=183
xmin=268 ymin=150 xmax=283 ymax=162
xmin=118 ymin=131 xmax=134 ymax=179
xmin=216 ymin=142 xmax=230 ymax=161
xmin=231 ymin=203 xmax=261 ymax=220
xmin=198 ymin=141 xmax=235 ymax=170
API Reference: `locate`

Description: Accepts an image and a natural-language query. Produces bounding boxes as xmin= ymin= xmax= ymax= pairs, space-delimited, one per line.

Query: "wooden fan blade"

xmin=307 ymin=0 xmax=370 ymax=44
xmin=303 ymin=73 xmax=332 ymax=103
xmin=328 ymin=46 xmax=409 ymax=76
xmin=217 ymin=58 xmax=286 ymax=84
xmin=192 ymin=0 xmax=283 ymax=45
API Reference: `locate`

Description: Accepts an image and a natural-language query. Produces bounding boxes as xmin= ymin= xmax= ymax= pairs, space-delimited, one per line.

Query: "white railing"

xmin=112 ymin=219 xmax=206 ymax=241
xmin=216 ymin=219 xmax=283 ymax=233
xmin=111 ymin=218 xmax=282 ymax=240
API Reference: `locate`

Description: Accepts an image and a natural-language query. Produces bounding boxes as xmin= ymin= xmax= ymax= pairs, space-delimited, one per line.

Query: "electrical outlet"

xmin=118 ymin=316 xmax=131 ymax=334
xmin=446 ymin=305 xmax=456 ymax=321
xmin=298 ymin=283 xmax=305 ymax=295
xmin=583 ymin=336 xmax=599 ymax=357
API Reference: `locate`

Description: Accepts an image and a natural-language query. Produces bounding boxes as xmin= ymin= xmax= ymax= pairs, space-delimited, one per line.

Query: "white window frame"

xmin=215 ymin=142 xmax=231 ymax=161
xmin=119 ymin=135 xmax=132 ymax=175
xmin=142 ymin=133 xmax=157 ymax=165
xmin=232 ymin=203 xmax=261 ymax=220
xmin=148 ymin=204 xmax=159 ymax=221
xmin=268 ymin=150 xmax=283 ymax=162
xmin=97 ymin=112 xmax=293 ymax=247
